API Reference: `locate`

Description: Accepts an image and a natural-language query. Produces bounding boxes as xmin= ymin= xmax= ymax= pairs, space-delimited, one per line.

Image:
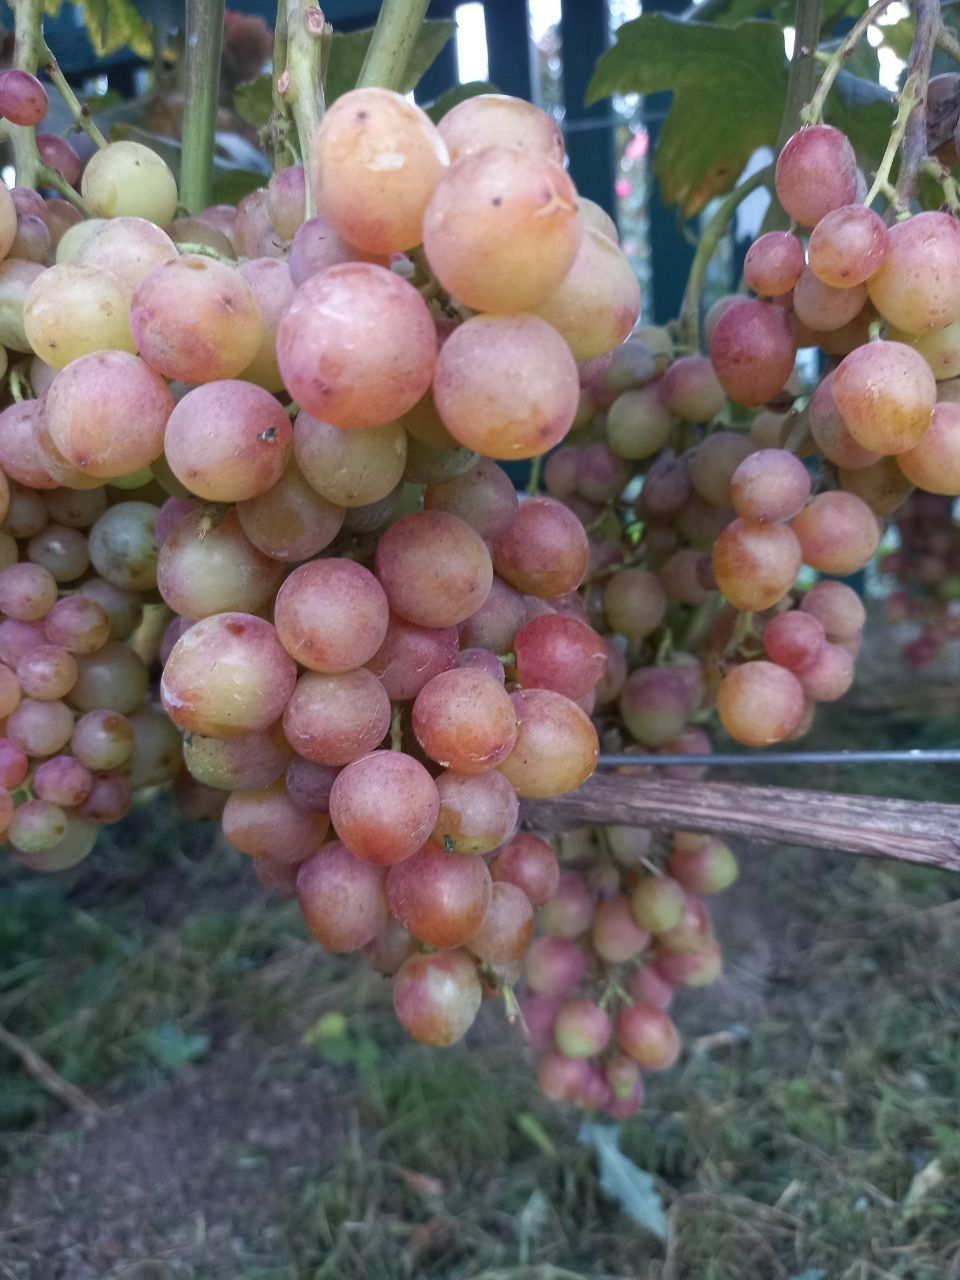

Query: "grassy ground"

xmin=0 ymin=710 xmax=959 ymax=1279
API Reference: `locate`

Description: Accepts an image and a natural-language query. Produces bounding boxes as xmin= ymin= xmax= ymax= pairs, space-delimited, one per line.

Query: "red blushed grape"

xmin=33 ymin=752 xmax=92 ymax=803
xmin=274 ymin=559 xmax=389 ymax=674
xmin=363 ymin=916 xmax=417 ymax=975
xmin=3 ymin=488 xmax=48 ymax=542
xmin=658 ymin=727 xmax=712 ymax=780
xmin=498 ymin=688 xmax=598 ymax=799
xmin=544 ymin=446 xmax=580 ymax=499
xmin=424 ymin=144 xmax=580 ymax=314
xmin=366 ymin=614 xmax=458 ymax=700
xmin=161 ymin=613 xmax=297 ymax=739
xmin=538 ymin=1052 xmax=592 ymax=1103
xmin=513 ymin=614 xmax=607 ymax=701
xmin=164 ymin=380 xmax=292 ymax=502
xmin=223 ymin=780 xmax=330 ymax=862
xmin=839 ymin=456 xmax=914 ymax=516
xmin=0 ymin=563 xmax=57 ymax=621
xmin=710 ymin=300 xmax=797 ymax=407
xmin=809 ymin=204 xmax=888 ymax=287
xmin=330 ymin=750 xmax=440 ymax=865
xmin=524 ymin=936 xmax=585 ymax=995
xmin=75 ymin=217 xmax=178 ymax=304
xmin=553 ymin=999 xmax=612 ymax=1058
xmin=538 ymin=869 xmax=594 ymax=938
xmin=689 ymin=431 xmax=754 ymax=508
xmin=467 ymin=881 xmax=534 ymax=964
xmin=433 ymin=313 xmax=579 ymax=460
xmin=0 ymin=69 xmax=47 ymax=125
xmin=832 ymin=341 xmax=935 ymax=455
xmin=492 ymin=498 xmax=588 ymax=600
xmin=236 ymin=458 xmax=345 ymax=561
xmin=617 ymin=1003 xmax=681 ymax=1071
xmin=898 ymin=401 xmax=960 ymax=495
xmin=288 ymin=215 xmax=379 ymax=287
xmin=233 ymin=190 xmax=282 ymax=259
xmin=393 ymin=949 xmax=482 ymax=1048
xmin=7 ymin=698 xmax=74 ymax=757
xmin=73 ymin=772 xmax=132 ymax=824
xmin=791 ymin=491 xmax=880 ymax=576
xmin=630 ymin=874 xmax=685 ymax=932
xmin=654 ymin=895 xmax=712 ymax=954
xmin=576 ymin=443 xmax=630 ymax=505
xmin=424 ymin=457 xmax=518 ymax=541
xmin=490 ymin=833 xmax=559 ymax=906
xmin=431 ymin=768 xmax=519 ymax=855
xmin=602 ymin=568 xmax=667 ymax=640
xmin=284 ymin=758 xmax=339 ymax=813
xmin=157 ymin=509 xmax=284 ymax=620
xmin=0 ymin=663 xmax=20 ymax=717
xmin=43 ymin=352 xmax=172 ymax=479
xmin=655 ymin=940 xmax=723 ymax=987
xmin=277 ymin=264 xmax=435 ymax=429
xmin=184 ymin=723 xmax=292 ymax=791
xmin=626 ymin=964 xmax=675 ymax=1010
xmin=439 ymin=94 xmax=563 ymax=164
xmin=712 ymin=518 xmax=801 ymax=611
xmin=0 ymin=738 xmax=29 ymax=789
xmin=282 ymin=669 xmax=391 ymax=766
xmin=0 ymin=620 xmax=45 ymax=668
xmin=130 ymin=256 xmax=263 ymax=384
xmin=774 ymin=125 xmax=857 ymax=228
xmin=43 ymin=597 xmax=110 ymax=655
xmin=763 ymin=610 xmax=825 ymax=670
xmin=36 ymin=134 xmax=81 ymax=186
xmin=670 ymin=834 xmax=742 ymax=896
xmin=716 ymin=661 xmax=805 ymax=746
xmin=265 ymin=164 xmax=305 ymax=240
xmin=660 ymin=355 xmax=726 ymax=423
xmin=454 ymin=647 xmax=505 ymax=683
xmin=375 ymin=511 xmax=492 ymax=629
xmin=0 ymin=401 xmax=58 ymax=489
xmin=313 ymin=88 xmax=447 ymax=254
xmin=592 ymin=897 xmax=650 ymax=964
xmin=521 ymin=994 xmax=562 ymax=1049
xmin=619 ymin=668 xmax=689 ymax=747
xmin=387 ymin=844 xmax=492 ymax=948
xmin=297 ymin=842 xmax=388 ymax=952
xmin=413 ymin=668 xmax=518 ymax=773
xmin=809 ymin=371 xmax=880 ymax=470
xmin=606 ymin=1056 xmax=642 ymax=1104
xmin=69 ymin=710 xmax=134 ymax=772
xmin=606 ymin=383 xmax=675 ymax=461
xmin=800 ymin=580 xmax=865 ymax=641
xmin=9 ymin=799 xmax=68 ymax=854
xmin=793 ymin=268 xmax=867 ymax=334
xmin=459 ymin=577 xmax=527 ymax=653
xmin=743 ymin=231 xmax=805 ymax=296
xmin=13 ymin=814 xmax=97 ymax=872
xmin=796 ymin=641 xmax=855 ymax=702
xmin=867 ymin=211 xmax=960 ymax=334
xmin=531 ymin=228 xmax=640 ymax=362
xmin=17 ymin=645 xmax=76 ymax=701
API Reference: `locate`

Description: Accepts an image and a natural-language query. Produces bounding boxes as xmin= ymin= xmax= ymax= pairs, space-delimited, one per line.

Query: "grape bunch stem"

xmin=801 ymin=0 xmax=899 ymax=127
xmin=358 ymin=0 xmax=431 ymax=91
xmin=180 ymin=0 xmax=226 ymax=214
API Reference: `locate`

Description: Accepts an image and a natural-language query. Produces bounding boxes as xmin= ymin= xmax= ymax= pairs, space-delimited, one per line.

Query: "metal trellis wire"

xmin=597 ymin=750 xmax=960 ymax=768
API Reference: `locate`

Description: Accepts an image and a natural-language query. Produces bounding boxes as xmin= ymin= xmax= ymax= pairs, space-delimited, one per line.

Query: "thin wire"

xmin=597 ymin=750 xmax=960 ymax=768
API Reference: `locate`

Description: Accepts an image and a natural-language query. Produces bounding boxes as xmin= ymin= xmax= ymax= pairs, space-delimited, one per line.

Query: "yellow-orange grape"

xmin=867 ymin=211 xmax=960 ymax=334
xmin=530 ymin=228 xmax=640 ymax=361
xmin=832 ymin=340 xmax=935 ymax=454
xmin=75 ymin=215 xmax=178 ymax=302
xmin=898 ymin=401 xmax=960 ymax=494
xmin=717 ymin=661 xmax=805 ymax=746
xmin=24 ymin=263 xmax=135 ymax=367
xmin=437 ymin=93 xmax=564 ymax=164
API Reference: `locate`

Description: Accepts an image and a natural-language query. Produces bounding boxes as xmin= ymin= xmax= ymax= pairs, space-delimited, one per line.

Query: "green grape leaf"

xmin=586 ymin=15 xmax=789 ymax=216
xmin=235 ymin=75 xmax=274 ymax=129
xmin=325 ymin=19 xmax=456 ymax=105
xmin=210 ymin=167 xmax=268 ymax=205
xmin=73 ymin=0 xmax=153 ymax=58
xmin=427 ymin=80 xmax=499 ymax=124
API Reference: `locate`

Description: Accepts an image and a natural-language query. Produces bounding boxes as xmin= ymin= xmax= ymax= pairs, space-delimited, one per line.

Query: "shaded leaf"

xmin=790 ymin=1272 xmax=827 ymax=1280
xmin=75 ymin=0 xmax=153 ymax=58
xmin=143 ymin=1023 xmax=209 ymax=1071
xmin=578 ymin=1122 xmax=668 ymax=1240
xmin=587 ymin=16 xmax=788 ymax=216
xmin=325 ymin=20 xmax=456 ymax=105
xmin=427 ymin=80 xmax=500 ymax=124
xmin=235 ymin=75 xmax=274 ymax=129
xmin=827 ymin=74 xmax=895 ymax=179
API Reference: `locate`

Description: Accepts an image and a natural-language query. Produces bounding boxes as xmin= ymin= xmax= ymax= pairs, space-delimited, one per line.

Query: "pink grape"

xmin=236 ymin=257 xmax=296 ymax=393
xmin=33 ymin=755 xmax=93 ymax=807
xmin=8 ymin=798 xmax=68 ymax=853
xmin=490 ymin=832 xmax=560 ymax=906
xmin=223 ymin=780 xmax=330 ymax=862
xmin=712 ymin=518 xmax=802 ymax=611
xmin=297 ymin=842 xmax=388 ymax=952
xmin=796 ymin=641 xmax=855 ymax=702
xmin=493 ymin=498 xmax=588 ymax=599
xmin=413 ymin=668 xmax=518 ymax=773
xmin=329 ymin=750 xmax=440 ymax=865
xmin=431 ymin=768 xmax=519 ymax=855
xmin=898 ymin=401 xmax=960 ymax=495
xmin=433 ymin=313 xmax=579 ymax=460
xmin=809 ymin=371 xmax=880 ymax=470
xmin=592 ymin=897 xmax=650 ymax=963
xmin=0 ymin=563 xmax=57 ymax=621
xmin=7 ymin=698 xmax=74 ymax=756
xmin=716 ymin=661 xmax=805 ymax=746
xmin=743 ymin=231 xmax=805 ymax=296
xmin=774 ymin=125 xmax=857 ymax=228
xmin=366 ymin=613 xmax=458 ymax=700
xmin=808 ymin=204 xmax=888 ymax=287
xmin=282 ymin=668 xmax=391 ymax=766
xmin=619 ymin=667 xmax=690 ymax=746
xmin=689 ymin=432 xmax=755 ymax=508
xmin=388 ymin=843 xmax=492 ymax=948
xmin=867 ymin=211 xmax=960 ymax=334
xmin=833 ymin=340 xmax=936 ymax=455
xmin=468 ymin=881 xmax=534 ymax=963
xmin=660 ymin=355 xmax=725 ymax=422
xmin=27 ymin=525 xmax=90 ymax=583
xmin=70 ymin=710 xmax=135 ymax=772
xmin=0 ymin=738 xmax=28 ymax=788
xmin=531 ymin=227 xmax=640 ymax=361
xmin=17 ymin=645 xmax=76 ymax=701
xmin=236 ymin=458 xmax=345 ymax=561
xmin=626 ymin=965 xmax=675 ymax=1010
xmin=43 ymin=597 xmax=111 ymax=654
xmin=0 ymin=401 xmax=59 ymax=489
xmin=424 ymin=457 xmax=518 ymax=541
xmin=839 ymin=455 xmax=914 ymax=516
xmin=393 ymin=949 xmax=482 ymax=1047
xmin=524 ymin=936 xmax=585 ymax=994
xmin=69 ymin=641 xmax=147 ymax=714
xmin=288 ymin=215 xmax=380 ymax=286
xmin=603 ymin=568 xmax=667 ymax=640
xmin=37 ymin=134 xmax=81 ymax=185
xmin=164 ymin=380 xmax=292 ymax=502
xmin=266 ymin=164 xmax=306 ymax=239
xmin=375 ymin=511 xmax=492 ymax=628
xmin=438 ymin=94 xmax=563 ymax=164
xmin=459 ymin=576 xmax=527 ymax=653
xmin=514 ymin=614 xmax=607 ymax=700
xmin=710 ymin=300 xmax=797 ymax=407
xmin=656 ymin=941 xmax=723 ymax=987
xmin=0 ymin=69 xmax=48 ymax=125
xmin=791 ymin=491 xmax=880 ymax=575
xmin=157 ymin=508 xmax=284 ymax=619
xmin=74 ymin=772 xmax=132 ymax=824
xmin=606 ymin=384 xmax=674 ymax=460
xmin=763 ymin=610 xmax=826 ymax=670
xmin=667 ymin=838 xmax=738 ymax=893
xmin=799 ymin=580 xmax=866 ymax=641
xmin=284 ymin=758 xmax=338 ymax=813
xmin=363 ymin=916 xmax=416 ymax=975
xmin=554 ymin=999 xmax=612 ymax=1058
xmin=498 ymin=687 xmax=598 ymax=798
xmin=454 ymin=647 xmax=505 ymax=683
xmin=277 ymin=264 xmax=436 ymax=428
xmin=275 ymin=559 xmax=389 ymax=673
xmin=0 ymin=619 xmax=46 ymax=667
xmin=538 ymin=1052 xmax=592 ymax=1103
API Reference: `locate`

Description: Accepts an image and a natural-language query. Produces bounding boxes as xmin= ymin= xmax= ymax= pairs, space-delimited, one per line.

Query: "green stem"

xmin=43 ymin=54 xmax=108 ymax=149
xmin=527 ymin=453 xmax=543 ymax=497
xmin=863 ymin=73 xmax=922 ymax=210
xmin=777 ymin=0 xmax=822 ymax=147
xmin=358 ymin=0 xmax=430 ymax=91
xmin=179 ymin=0 xmax=225 ymax=215
xmin=266 ymin=0 xmax=291 ymax=170
xmin=922 ymin=158 xmax=960 ymax=214
xmin=679 ymin=165 xmax=771 ymax=353
xmin=390 ymin=704 xmax=402 ymax=751
xmin=278 ymin=0 xmax=326 ymax=217
xmin=802 ymin=0 xmax=898 ymax=125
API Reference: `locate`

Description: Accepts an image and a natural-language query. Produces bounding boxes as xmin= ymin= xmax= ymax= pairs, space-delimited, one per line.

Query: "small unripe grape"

xmin=81 ymin=141 xmax=178 ymax=225
xmin=7 ymin=698 xmax=74 ymax=756
xmin=37 ymin=135 xmax=81 ymax=185
xmin=538 ymin=1051 xmax=592 ymax=1103
xmin=89 ymin=502 xmax=158 ymax=593
xmin=184 ymin=723 xmax=291 ymax=792
xmin=70 ymin=641 xmax=147 ymax=715
xmin=603 ymin=568 xmax=667 ymax=639
xmin=0 ymin=69 xmax=48 ymax=125
xmin=668 ymin=838 xmax=738 ymax=893
xmin=539 ymin=870 xmax=594 ymax=938
xmin=606 ymin=383 xmax=674 ymax=460
xmin=630 ymin=875 xmax=685 ymax=933
xmin=619 ymin=668 xmax=689 ymax=747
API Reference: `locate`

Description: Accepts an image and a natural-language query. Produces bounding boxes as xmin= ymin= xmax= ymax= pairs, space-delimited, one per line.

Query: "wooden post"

xmin=524 ymin=774 xmax=960 ymax=873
